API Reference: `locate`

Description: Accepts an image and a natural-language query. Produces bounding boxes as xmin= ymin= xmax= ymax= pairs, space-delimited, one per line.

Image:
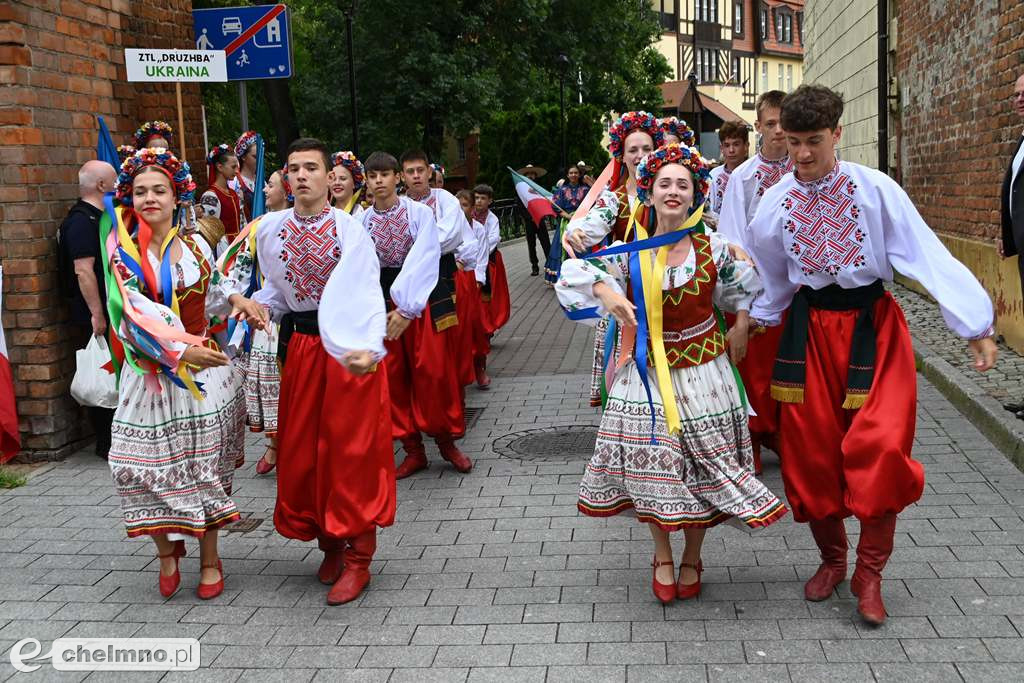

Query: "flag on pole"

xmin=508 ymin=167 xmax=556 ymax=226
xmin=0 ymin=267 xmax=20 ymax=464
xmin=95 ymin=116 xmax=120 ymax=172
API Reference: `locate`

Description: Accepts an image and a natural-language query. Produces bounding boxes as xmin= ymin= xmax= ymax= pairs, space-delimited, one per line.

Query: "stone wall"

xmin=0 ymin=0 xmax=203 ymax=458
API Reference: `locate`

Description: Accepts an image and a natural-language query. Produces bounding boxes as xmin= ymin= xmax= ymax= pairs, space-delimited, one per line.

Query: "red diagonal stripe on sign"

xmin=223 ymin=4 xmax=285 ymax=55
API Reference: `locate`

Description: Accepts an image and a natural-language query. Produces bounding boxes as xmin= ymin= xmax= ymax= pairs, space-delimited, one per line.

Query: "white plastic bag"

xmin=70 ymin=335 xmax=118 ymax=409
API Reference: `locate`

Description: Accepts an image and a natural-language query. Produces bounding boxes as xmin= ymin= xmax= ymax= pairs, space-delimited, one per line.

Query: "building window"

xmin=786 ymin=64 xmax=793 ymax=91
xmin=777 ymin=64 xmax=784 ymax=90
xmin=760 ymin=9 xmax=768 ymax=39
xmin=761 ymin=61 xmax=768 ymax=92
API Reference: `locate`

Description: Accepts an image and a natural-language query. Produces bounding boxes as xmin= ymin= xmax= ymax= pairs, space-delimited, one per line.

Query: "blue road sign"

xmin=192 ymin=4 xmax=293 ymax=81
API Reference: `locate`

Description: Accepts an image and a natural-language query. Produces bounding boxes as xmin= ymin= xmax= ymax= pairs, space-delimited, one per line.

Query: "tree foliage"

xmin=195 ymin=0 xmax=670 ymax=171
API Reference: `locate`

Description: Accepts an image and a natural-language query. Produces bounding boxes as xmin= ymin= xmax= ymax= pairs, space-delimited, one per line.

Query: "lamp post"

xmin=556 ymin=53 xmax=570 ymax=179
xmin=343 ymin=1 xmax=360 ymax=157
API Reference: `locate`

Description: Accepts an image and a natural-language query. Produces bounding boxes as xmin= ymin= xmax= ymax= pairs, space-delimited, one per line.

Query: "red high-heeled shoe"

xmin=157 ymin=541 xmax=186 ymax=598
xmin=676 ymin=559 xmax=703 ymax=600
xmin=651 ymin=556 xmax=676 ymax=604
xmin=197 ymin=559 xmax=224 ymax=600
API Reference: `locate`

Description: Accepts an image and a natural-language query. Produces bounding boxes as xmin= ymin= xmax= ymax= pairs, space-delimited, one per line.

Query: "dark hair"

xmin=364 ymin=151 xmax=400 ymax=174
xmin=718 ymin=120 xmax=749 ymax=144
xmin=781 ymin=85 xmax=845 ymax=132
xmin=473 ymin=183 xmax=494 ymax=198
xmin=455 ymin=189 xmax=475 ymax=203
xmin=755 ymin=90 xmax=787 ymax=119
xmin=287 ymin=137 xmax=331 ymax=171
xmin=399 ymin=149 xmax=430 ymax=168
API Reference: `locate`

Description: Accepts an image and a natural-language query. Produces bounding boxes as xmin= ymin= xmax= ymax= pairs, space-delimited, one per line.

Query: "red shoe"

xmin=317 ymin=538 xmax=346 ymax=585
xmin=196 ymin=559 xmax=224 ymax=600
xmin=850 ymin=514 xmax=897 ymax=626
xmin=804 ymin=518 xmax=848 ymax=601
xmin=255 ymin=444 xmax=277 ymax=475
xmin=157 ymin=543 xmax=185 ymax=598
xmin=396 ymin=435 xmax=428 ymax=479
xmin=327 ymin=529 xmax=376 ymax=605
xmin=676 ymin=559 xmax=703 ymax=600
xmin=436 ymin=436 xmax=473 ymax=473
xmin=651 ymin=557 xmax=675 ymax=604
xmin=474 ymin=356 xmax=491 ymax=390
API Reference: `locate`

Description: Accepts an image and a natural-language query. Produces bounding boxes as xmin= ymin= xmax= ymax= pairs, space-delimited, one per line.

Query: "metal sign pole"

xmin=239 ymin=81 xmax=249 ymax=131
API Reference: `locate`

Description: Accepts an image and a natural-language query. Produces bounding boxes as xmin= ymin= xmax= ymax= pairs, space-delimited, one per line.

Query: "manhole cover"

xmin=493 ymin=425 xmax=597 ymax=462
xmin=223 ymin=516 xmax=264 ymax=533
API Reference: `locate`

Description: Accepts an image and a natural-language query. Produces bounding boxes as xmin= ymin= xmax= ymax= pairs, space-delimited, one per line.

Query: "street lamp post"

xmin=557 ymin=54 xmax=570 ymax=180
xmin=343 ymin=1 xmax=360 ymax=157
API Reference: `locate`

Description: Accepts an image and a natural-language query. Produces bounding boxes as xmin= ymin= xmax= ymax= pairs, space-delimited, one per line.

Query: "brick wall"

xmin=0 ymin=0 xmax=204 ymax=459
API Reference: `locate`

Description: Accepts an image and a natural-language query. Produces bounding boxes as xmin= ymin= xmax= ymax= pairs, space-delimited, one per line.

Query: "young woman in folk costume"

xmin=329 ymin=151 xmax=366 ymax=220
xmin=456 ymin=189 xmax=494 ymax=389
xmin=133 ymin=121 xmax=174 ymax=152
xmin=102 ymin=148 xmax=246 ymax=600
xmin=199 ymin=144 xmax=245 ymax=247
xmin=562 ymin=111 xmax=665 ymax=407
xmin=216 ymin=166 xmax=293 ymax=476
xmin=556 ymin=143 xmax=787 ymax=603
xmin=234 ymin=130 xmax=261 ymax=220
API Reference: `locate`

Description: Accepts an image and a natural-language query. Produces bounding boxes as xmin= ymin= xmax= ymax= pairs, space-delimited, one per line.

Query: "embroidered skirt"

xmin=108 ymin=363 xmax=245 ymax=538
xmin=578 ymin=354 xmax=787 ymax=530
xmin=242 ymin=323 xmax=281 ymax=436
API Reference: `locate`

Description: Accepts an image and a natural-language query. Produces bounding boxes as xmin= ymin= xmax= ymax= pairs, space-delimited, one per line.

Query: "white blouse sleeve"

xmin=574 ymin=189 xmax=619 ymax=249
xmin=747 ymin=200 xmax=800 ymax=326
xmin=709 ymin=232 xmax=761 ymax=314
xmin=391 ymin=203 xmax=441 ymax=319
xmin=554 ymin=249 xmax=629 ymax=327
xmin=320 ymin=215 xmax=388 ymax=361
xmin=877 ymin=176 xmax=994 ymax=338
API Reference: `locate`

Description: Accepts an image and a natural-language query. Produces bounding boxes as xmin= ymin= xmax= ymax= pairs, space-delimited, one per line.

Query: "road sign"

xmin=192 ymin=4 xmax=293 ymax=81
xmin=125 ymin=49 xmax=227 ymax=82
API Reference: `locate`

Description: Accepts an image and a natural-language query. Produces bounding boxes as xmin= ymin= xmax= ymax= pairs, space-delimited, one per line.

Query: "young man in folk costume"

xmin=227 ymin=138 xmax=395 ymax=606
xmin=473 ymin=184 xmax=510 ymax=342
xmin=234 ymin=131 xmax=261 ymax=220
xmin=397 ymin=149 xmax=479 ymax=477
xmin=745 ymin=85 xmax=998 ymax=625
xmin=715 ymin=90 xmax=794 ymax=473
xmin=707 ymin=120 xmax=750 ymax=218
xmin=330 ymin=151 xmax=367 ymax=219
xmin=562 ymin=111 xmax=666 ymax=407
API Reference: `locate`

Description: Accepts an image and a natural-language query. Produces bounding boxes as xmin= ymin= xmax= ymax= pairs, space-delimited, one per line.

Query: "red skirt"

xmin=274 ymin=332 xmax=396 ymax=541
xmin=482 ymin=250 xmax=510 ymax=334
xmin=776 ymin=293 xmax=923 ymax=522
xmin=726 ymin=312 xmax=784 ymax=440
xmin=384 ymin=304 xmax=465 ymax=440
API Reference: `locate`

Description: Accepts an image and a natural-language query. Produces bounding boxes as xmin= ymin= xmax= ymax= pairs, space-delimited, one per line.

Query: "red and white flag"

xmin=0 ymin=266 xmax=21 ymax=464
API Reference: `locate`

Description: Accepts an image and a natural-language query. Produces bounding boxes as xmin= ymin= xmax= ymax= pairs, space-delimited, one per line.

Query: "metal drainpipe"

xmin=877 ymin=0 xmax=889 ymax=174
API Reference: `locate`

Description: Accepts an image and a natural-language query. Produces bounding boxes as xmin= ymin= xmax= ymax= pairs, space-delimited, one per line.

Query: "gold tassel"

xmin=770 ymin=384 xmax=805 ymax=404
xmin=841 ymin=392 xmax=868 ymax=410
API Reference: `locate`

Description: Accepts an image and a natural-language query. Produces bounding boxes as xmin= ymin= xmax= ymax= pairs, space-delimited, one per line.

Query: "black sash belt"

xmin=277 ymin=310 xmax=318 ymax=365
xmin=771 ymin=280 xmax=885 ymax=410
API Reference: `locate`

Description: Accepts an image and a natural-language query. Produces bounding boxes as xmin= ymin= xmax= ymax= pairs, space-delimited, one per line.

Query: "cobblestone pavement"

xmin=890 ymin=281 xmax=1024 ymax=407
xmin=1 ymin=248 xmax=1024 ymax=682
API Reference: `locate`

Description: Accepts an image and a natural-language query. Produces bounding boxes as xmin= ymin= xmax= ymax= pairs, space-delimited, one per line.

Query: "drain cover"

xmin=223 ymin=516 xmax=264 ymax=533
xmin=493 ymin=425 xmax=597 ymax=462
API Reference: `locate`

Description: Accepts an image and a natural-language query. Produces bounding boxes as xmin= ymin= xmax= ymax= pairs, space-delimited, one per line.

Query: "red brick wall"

xmin=0 ymin=0 xmax=204 ymax=458
xmin=893 ymin=0 xmax=1024 ymax=242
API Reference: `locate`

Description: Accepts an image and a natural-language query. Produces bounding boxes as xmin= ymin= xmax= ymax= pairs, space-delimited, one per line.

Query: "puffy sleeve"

xmin=320 ymin=215 xmax=387 ymax=361
xmin=571 ymin=189 xmax=619 ymax=249
xmin=710 ymin=232 xmax=761 ymax=314
xmin=199 ymin=190 xmax=221 ymax=219
xmin=554 ymin=249 xmax=630 ymax=327
xmin=716 ymin=171 xmax=747 ymax=246
xmin=392 ymin=204 xmax=441 ymax=319
xmin=454 ymin=211 xmax=479 ymax=270
xmin=878 ymin=175 xmax=994 ymax=338
xmin=746 ymin=199 xmax=800 ymax=326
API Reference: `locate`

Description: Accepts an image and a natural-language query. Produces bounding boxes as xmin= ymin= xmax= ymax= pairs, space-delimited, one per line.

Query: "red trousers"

xmin=482 ymin=251 xmax=510 ymax=334
xmin=275 ymin=332 xmax=396 ymax=541
xmin=776 ymin=293 xmax=923 ymax=522
xmin=384 ymin=304 xmax=465 ymax=440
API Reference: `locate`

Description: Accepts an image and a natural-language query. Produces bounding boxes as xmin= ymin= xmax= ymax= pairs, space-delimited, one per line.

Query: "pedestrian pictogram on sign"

xmin=192 ymin=4 xmax=293 ymax=81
